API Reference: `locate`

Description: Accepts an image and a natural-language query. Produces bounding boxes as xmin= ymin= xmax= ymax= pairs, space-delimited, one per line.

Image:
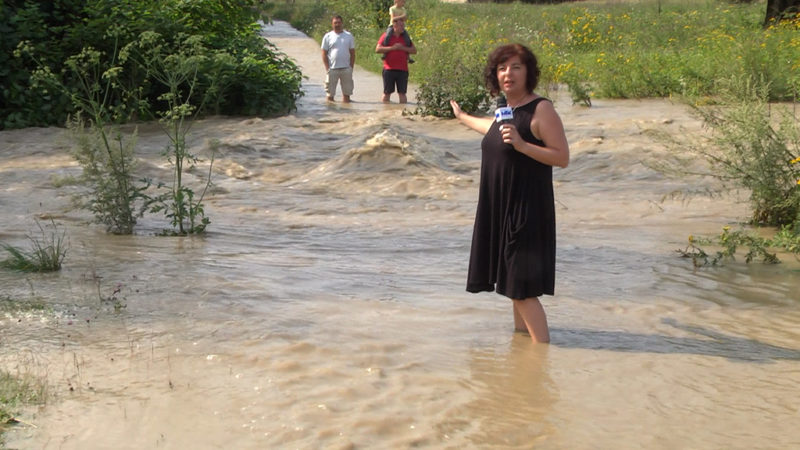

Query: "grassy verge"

xmin=267 ymin=0 xmax=799 ymax=115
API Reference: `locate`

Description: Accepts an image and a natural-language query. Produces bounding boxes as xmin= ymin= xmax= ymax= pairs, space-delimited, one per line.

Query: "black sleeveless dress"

xmin=466 ymin=97 xmax=555 ymax=299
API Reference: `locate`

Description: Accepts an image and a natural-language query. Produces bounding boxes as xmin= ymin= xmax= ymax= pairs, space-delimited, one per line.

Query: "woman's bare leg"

xmin=512 ymin=298 xmax=550 ymax=343
xmin=513 ymin=304 xmax=527 ymax=332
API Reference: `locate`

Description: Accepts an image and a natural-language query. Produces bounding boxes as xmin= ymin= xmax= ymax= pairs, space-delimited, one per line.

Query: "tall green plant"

xmin=67 ymin=115 xmax=145 ymax=234
xmin=1 ymin=219 xmax=69 ymax=272
xmin=20 ymin=39 xmax=147 ymax=234
xmin=124 ymin=32 xmax=216 ymax=235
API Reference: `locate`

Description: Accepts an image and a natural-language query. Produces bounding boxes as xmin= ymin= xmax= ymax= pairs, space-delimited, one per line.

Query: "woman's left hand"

xmin=500 ymin=124 xmax=521 ymax=149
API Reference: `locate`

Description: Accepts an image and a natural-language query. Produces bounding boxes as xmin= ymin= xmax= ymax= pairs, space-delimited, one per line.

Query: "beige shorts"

xmin=325 ymin=67 xmax=354 ymax=98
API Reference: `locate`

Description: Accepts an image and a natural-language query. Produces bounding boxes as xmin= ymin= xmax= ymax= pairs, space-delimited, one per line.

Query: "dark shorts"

xmin=382 ymin=69 xmax=409 ymax=94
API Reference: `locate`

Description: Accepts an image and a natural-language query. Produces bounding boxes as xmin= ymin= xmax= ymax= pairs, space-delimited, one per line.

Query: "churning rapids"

xmin=1 ymin=21 xmax=799 ymax=450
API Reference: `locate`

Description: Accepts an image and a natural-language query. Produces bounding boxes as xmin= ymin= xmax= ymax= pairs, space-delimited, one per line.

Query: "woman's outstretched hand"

xmin=449 ymin=100 xmax=462 ymax=119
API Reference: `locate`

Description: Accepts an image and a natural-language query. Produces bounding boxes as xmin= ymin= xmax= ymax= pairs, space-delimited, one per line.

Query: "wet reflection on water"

xmin=1 ymin=20 xmax=799 ymax=449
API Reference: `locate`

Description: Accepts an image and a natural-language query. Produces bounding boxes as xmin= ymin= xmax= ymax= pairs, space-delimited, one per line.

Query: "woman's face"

xmin=496 ymin=55 xmax=527 ymax=96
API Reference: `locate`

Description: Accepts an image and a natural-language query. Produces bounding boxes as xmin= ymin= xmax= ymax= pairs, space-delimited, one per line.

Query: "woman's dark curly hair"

xmin=483 ymin=44 xmax=541 ymax=97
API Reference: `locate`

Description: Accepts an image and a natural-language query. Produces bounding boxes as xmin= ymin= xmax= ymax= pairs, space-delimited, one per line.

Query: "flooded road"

xmin=2 ymin=21 xmax=799 ymax=449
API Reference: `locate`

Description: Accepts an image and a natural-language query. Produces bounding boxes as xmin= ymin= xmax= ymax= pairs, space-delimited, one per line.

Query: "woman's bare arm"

xmin=450 ymin=100 xmax=493 ymax=135
xmin=500 ymin=100 xmax=570 ymax=168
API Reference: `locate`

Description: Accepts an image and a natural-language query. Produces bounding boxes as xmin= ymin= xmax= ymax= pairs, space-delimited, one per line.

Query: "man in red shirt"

xmin=375 ymin=17 xmax=417 ymax=104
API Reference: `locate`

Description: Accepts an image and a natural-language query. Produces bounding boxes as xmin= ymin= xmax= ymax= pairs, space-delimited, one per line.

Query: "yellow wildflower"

xmin=791 ymin=156 xmax=800 ymax=164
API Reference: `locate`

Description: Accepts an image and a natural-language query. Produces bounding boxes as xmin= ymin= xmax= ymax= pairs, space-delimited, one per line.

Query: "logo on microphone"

xmin=495 ymin=106 xmax=513 ymax=123
xmin=494 ymin=96 xmax=513 ymax=124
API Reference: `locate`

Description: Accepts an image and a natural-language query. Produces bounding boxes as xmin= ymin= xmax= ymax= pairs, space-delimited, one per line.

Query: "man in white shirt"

xmin=321 ymin=15 xmax=356 ymax=103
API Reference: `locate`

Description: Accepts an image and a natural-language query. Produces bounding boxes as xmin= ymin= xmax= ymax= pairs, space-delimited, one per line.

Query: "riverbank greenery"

xmin=672 ymin=80 xmax=800 ymax=265
xmin=2 ymin=0 xmax=303 ymax=130
xmin=270 ymin=0 xmax=799 ymax=115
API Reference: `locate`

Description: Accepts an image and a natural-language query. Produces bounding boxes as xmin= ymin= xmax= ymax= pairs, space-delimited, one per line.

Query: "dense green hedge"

xmin=1 ymin=0 xmax=303 ymax=130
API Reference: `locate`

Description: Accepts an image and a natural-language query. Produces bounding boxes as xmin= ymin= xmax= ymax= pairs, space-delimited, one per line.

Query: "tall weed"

xmin=23 ymin=39 xmax=147 ymax=234
xmin=124 ymin=32 xmax=216 ymax=235
xmin=0 ymin=219 xmax=68 ymax=272
xmin=67 ymin=115 xmax=146 ymax=234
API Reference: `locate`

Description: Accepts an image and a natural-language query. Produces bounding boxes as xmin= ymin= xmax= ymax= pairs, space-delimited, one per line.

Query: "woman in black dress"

xmin=450 ymin=44 xmax=569 ymax=343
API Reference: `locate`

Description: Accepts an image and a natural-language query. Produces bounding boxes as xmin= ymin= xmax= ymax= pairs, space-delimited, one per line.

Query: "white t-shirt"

xmin=321 ymin=30 xmax=355 ymax=70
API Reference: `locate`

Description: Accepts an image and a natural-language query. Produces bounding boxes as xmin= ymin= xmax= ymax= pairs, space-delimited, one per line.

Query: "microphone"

xmin=494 ymin=96 xmax=513 ymax=125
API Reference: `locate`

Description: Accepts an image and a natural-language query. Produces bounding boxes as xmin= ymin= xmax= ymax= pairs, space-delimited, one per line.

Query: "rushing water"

xmin=2 ymin=21 xmax=799 ymax=449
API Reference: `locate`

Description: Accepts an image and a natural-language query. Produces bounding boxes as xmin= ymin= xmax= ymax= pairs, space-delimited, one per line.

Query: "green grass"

xmin=0 ymin=219 xmax=68 ymax=273
xmin=270 ymin=0 xmax=800 ymax=115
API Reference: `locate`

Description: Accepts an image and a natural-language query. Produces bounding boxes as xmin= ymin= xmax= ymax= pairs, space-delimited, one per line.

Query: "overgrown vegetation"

xmin=678 ymin=227 xmax=780 ymax=267
xmin=661 ymin=74 xmax=800 ymax=266
xmin=12 ymin=2 xmax=291 ymax=234
xmin=678 ymin=224 xmax=800 ymax=267
xmin=687 ymin=78 xmax=800 ymax=229
xmin=19 ymin=35 xmax=148 ymax=234
xmin=66 ymin=114 xmax=144 ymax=235
xmin=1 ymin=219 xmax=68 ymax=272
xmin=3 ymin=0 xmax=303 ymax=130
xmin=271 ymin=0 xmax=799 ymax=116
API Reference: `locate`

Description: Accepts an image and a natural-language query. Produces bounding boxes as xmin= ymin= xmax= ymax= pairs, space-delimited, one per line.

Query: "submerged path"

xmin=260 ymin=20 xmax=418 ymax=114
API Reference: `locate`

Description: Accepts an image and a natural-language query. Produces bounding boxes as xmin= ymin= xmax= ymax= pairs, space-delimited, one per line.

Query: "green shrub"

xmin=415 ymin=34 xmax=492 ymax=117
xmin=672 ymin=75 xmax=800 ymax=266
xmin=3 ymin=0 xmax=303 ymax=129
xmin=68 ymin=116 xmax=145 ymax=234
xmin=688 ymin=76 xmax=800 ymax=228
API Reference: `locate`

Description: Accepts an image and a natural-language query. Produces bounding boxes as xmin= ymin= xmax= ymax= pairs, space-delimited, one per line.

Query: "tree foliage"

xmin=2 ymin=0 xmax=303 ymax=129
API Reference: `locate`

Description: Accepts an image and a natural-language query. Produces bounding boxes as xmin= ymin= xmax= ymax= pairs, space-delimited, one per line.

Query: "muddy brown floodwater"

xmin=1 ymin=21 xmax=799 ymax=450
